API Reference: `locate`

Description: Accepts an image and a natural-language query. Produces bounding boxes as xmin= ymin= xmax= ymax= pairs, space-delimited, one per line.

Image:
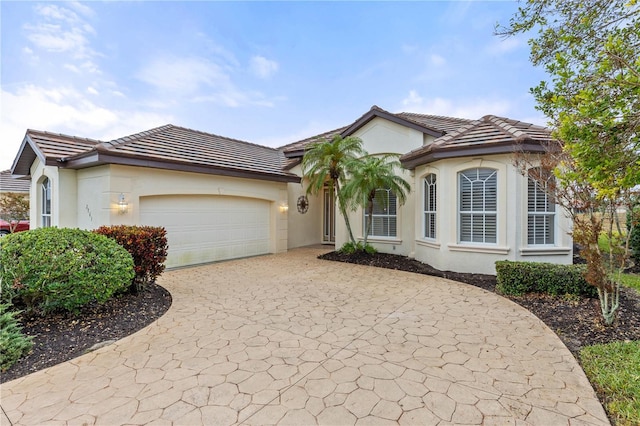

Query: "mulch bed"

xmin=320 ymin=251 xmax=640 ymax=354
xmin=2 ymin=253 xmax=638 ymax=385
xmin=1 ymin=283 xmax=172 ymax=384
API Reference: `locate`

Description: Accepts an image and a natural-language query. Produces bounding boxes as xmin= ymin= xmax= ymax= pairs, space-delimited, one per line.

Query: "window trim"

xmin=457 ymin=167 xmax=498 ymax=245
xmin=423 ymin=173 xmax=437 ymax=240
xmin=364 ymin=188 xmax=398 ymax=238
xmin=527 ymin=167 xmax=556 ymax=246
xmin=41 ymin=177 xmax=52 ymax=228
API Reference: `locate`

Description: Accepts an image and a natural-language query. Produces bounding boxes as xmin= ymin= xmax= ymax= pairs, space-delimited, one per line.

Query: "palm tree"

xmin=301 ymin=135 xmax=365 ymax=244
xmin=341 ymin=154 xmax=411 ymax=248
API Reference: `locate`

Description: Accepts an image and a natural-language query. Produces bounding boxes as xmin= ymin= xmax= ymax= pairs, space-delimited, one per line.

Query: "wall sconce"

xmin=279 ymin=202 xmax=289 ymax=213
xmin=118 ymin=193 xmax=129 ymax=214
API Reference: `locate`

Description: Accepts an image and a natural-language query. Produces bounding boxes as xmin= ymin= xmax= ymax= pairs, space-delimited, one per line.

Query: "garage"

xmin=140 ymin=194 xmax=272 ymax=268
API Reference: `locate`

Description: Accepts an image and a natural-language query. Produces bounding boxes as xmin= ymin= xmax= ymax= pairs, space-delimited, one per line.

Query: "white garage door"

xmin=140 ymin=195 xmax=271 ymax=268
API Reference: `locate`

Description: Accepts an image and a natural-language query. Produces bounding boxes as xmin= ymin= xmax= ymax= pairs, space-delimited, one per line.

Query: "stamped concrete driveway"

xmin=2 ymin=247 xmax=609 ymax=425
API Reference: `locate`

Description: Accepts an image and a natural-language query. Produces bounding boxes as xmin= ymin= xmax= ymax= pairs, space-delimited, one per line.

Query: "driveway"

xmin=1 ymin=247 xmax=609 ymax=425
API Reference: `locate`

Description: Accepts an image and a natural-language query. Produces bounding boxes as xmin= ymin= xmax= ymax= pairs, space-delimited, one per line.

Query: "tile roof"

xmin=401 ymin=115 xmax=556 ymax=169
xmin=0 ymin=170 xmax=30 ymax=193
xmin=27 ymin=130 xmax=102 ymax=159
xmin=93 ymin=125 xmax=296 ymax=180
xmin=395 ymin=112 xmax=473 ymax=133
xmin=280 ymin=126 xmax=348 ymax=155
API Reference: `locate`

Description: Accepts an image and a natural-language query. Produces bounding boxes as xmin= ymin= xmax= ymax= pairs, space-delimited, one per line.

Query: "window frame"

xmin=458 ymin=168 xmax=497 ymax=244
xmin=423 ymin=173 xmax=437 ymax=240
xmin=41 ymin=177 xmax=51 ymax=228
xmin=527 ymin=167 xmax=556 ymax=246
xmin=364 ymin=188 xmax=397 ymax=238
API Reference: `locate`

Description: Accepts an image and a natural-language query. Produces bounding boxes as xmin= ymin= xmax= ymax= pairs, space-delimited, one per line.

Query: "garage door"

xmin=140 ymin=195 xmax=271 ymax=268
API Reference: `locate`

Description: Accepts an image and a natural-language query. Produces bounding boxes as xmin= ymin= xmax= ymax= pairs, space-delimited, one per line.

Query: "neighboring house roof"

xmin=0 ymin=170 xmax=30 ymax=193
xmin=401 ymin=115 xmax=557 ymax=169
xmin=11 ymin=125 xmax=300 ymax=183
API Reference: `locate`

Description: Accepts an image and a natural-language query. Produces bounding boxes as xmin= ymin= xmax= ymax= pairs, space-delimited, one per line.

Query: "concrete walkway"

xmin=1 ymin=247 xmax=609 ymax=425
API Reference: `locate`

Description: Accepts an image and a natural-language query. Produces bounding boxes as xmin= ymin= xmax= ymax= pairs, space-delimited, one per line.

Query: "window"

xmin=424 ymin=174 xmax=437 ymax=239
xmin=458 ymin=168 xmax=497 ymax=243
xmin=41 ymin=177 xmax=51 ymax=228
xmin=528 ymin=168 xmax=555 ymax=245
xmin=365 ymin=188 xmax=397 ymax=237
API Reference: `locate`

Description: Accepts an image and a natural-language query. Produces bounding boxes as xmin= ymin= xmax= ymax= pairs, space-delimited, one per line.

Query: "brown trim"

xmin=401 ymin=140 xmax=550 ymax=169
xmin=62 ymin=151 xmax=301 ymax=183
xmin=341 ymin=108 xmax=445 ymax=138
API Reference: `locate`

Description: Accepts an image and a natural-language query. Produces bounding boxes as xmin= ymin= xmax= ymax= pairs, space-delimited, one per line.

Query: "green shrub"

xmin=338 ymin=241 xmax=377 ymax=255
xmin=0 ymin=303 xmax=33 ymax=372
xmin=0 ymin=228 xmax=134 ymax=314
xmin=94 ymin=225 xmax=168 ymax=292
xmin=495 ymin=260 xmax=597 ymax=297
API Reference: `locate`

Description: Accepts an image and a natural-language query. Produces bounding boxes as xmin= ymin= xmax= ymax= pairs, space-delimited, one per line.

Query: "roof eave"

xmin=62 ymin=150 xmax=301 ymax=183
xmin=341 ymin=108 xmax=444 ymax=138
xmin=10 ymin=134 xmax=49 ymax=176
xmin=401 ymin=140 xmax=551 ymax=170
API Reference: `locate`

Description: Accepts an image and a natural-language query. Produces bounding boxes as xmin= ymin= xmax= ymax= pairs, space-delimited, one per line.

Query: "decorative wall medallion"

xmin=297 ymin=195 xmax=309 ymax=214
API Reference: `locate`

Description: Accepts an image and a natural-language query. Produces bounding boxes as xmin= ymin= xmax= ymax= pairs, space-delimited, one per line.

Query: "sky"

xmin=0 ymin=0 xmax=549 ymax=172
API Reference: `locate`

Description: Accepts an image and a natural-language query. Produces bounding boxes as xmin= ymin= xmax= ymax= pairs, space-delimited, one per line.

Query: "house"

xmin=9 ymin=105 xmax=573 ymax=273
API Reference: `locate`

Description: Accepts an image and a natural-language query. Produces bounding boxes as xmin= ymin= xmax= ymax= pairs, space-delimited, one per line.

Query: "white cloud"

xmin=485 ymin=37 xmax=523 ymax=56
xmin=0 ymin=85 xmax=172 ymax=170
xmin=250 ymin=56 xmax=279 ymax=79
xmin=430 ymin=54 xmax=446 ymax=67
xmin=401 ymin=90 xmax=511 ymax=119
xmin=87 ymin=86 xmax=99 ymax=95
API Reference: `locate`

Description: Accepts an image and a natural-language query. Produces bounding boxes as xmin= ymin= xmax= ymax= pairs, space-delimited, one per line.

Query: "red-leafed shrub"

xmin=95 ymin=225 xmax=168 ymax=292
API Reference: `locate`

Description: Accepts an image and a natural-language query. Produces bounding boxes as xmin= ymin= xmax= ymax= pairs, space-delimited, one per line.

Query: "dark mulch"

xmin=320 ymin=251 xmax=640 ymax=354
xmin=1 ymin=283 xmax=172 ymax=384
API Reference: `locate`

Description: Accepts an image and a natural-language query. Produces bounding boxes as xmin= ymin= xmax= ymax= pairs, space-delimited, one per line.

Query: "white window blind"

xmin=424 ymin=174 xmax=436 ymax=239
xmin=528 ymin=168 xmax=555 ymax=245
xmin=458 ymin=168 xmax=497 ymax=243
xmin=365 ymin=188 xmax=397 ymax=237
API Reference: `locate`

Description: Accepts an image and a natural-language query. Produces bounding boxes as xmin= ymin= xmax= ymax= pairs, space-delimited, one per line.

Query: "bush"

xmin=0 ymin=228 xmax=134 ymax=314
xmin=338 ymin=241 xmax=377 ymax=255
xmin=94 ymin=225 xmax=168 ymax=292
xmin=495 ymin=260 xmax=598 ymax=297
xmin=0 ymin=303 xmax=33 ymax=372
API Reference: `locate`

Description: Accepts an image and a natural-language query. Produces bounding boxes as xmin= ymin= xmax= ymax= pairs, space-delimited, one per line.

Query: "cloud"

xmin=0 ymin=85 xmax=172 ymax=169
xmin=430 ymin=54 xmax=446 ymax=67
xmin=250 ymin=56 xmax=279 ymax=79
xmin=401 ymin=90 xmax=512 ymax=119
xmin=485 ymin=37 xmax=523 ymax=56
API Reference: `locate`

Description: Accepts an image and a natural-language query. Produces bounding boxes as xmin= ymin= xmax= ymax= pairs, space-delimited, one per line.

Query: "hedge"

xmin=0 ymin=303 xmax=33 ymax=372
xmin=628 ymin=206 xmax=640 ymax=264
xmin=495 ymin=260 xmax=598 ymax=297
xmin=0 ymin=228 xmax=134 ymax=314
xmin=94 ymin=225 xmax=168 ymax=292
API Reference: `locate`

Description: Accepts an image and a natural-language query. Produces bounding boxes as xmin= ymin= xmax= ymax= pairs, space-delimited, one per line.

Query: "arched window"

xmin=528 ymin=168 xmax=555 ymax=245
xmin=458 ymin=168 xmax=497 ymax=243
xmin=41 ymin=177 xmax=51 ymax=228
xmin=365 ymin=188 xmax=397 ymax=237
xmin=423 ymin=174 xmax=436 ymax=239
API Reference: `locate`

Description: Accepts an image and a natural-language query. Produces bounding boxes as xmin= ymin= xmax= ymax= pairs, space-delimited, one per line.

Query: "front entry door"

xmin=323 ymin=188 xmax=335 ymax=243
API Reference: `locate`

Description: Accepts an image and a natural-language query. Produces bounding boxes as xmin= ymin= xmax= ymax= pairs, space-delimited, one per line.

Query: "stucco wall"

xmin=411 ymin=154 xmax=573 ymax=274
xmin=29 ymin=159 xmax=77 ymax=229
xmin=286 ymin=164 xmax=326 ymax=249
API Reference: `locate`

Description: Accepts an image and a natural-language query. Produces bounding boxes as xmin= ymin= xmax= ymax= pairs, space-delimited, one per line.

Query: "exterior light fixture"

xmin=118 ymin=193 xmax=128 ymax=214
xmin=279 ymin=202 xmax=289 ymax=213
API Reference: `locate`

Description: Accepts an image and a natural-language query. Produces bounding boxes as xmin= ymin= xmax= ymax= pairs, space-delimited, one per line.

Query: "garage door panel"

xmin=140 ymin=195 xmax=271 ymax=268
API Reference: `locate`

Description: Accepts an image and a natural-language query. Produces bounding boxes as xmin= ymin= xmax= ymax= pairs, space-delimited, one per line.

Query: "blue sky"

xmin=1 ymin=1 xmax=547 ymax=171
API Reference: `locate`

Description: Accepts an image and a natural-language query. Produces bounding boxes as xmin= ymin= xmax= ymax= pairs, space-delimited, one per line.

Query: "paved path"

xmin=1 ymin=247 xmax=609 ymax=425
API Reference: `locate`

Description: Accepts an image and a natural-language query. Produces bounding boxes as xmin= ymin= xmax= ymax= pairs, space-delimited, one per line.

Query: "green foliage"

xmin=580 ymin=341 xmax=640 ymax=425
xmin=94 ymin=225 xmax=168 ymax=292
xmin=495 ymin=261 xmax=597 ymax=297
xmin=338 ymin=241 xmax=377 ymax=255
xmin=0 ymin=228 xmax=134 ymax=314
xmin=302 ymin=135 xmax=365 ymax=244
xmin=341 ymin=154 xmax=411 ymax=246
xmin=628 ymin=206 xmax=640 ymax=264
xmin=0 ymin=303 xmax=33 ymax=372
xmin=0 ymin=192 xmax=30 ymax=233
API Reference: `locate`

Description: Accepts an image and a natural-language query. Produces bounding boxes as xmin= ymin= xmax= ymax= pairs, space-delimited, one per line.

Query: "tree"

xmin=341 ymin=154 xmax=411 ymax=247
xmin=302 ymin=135 xmax=365 ymax=245
xmin=0 ymin=192 xmax=29 ymax=233
xmin=498 ymin=0 xmax=640 ymax=324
